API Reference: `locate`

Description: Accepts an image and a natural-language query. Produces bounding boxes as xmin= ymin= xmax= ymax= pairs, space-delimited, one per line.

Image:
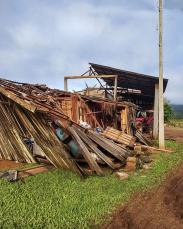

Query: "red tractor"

xmin=136 ymin=110 xmax=154 ymax=132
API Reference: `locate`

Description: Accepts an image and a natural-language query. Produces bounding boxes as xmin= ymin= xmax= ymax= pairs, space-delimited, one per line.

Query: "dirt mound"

xmin=100 ymin=164 xmax=183 ymax=229
xmin=0 ymin=160 xmax=28 ymax=170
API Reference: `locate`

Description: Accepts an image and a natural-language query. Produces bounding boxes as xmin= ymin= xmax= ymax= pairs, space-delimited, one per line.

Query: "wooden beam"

xmin=114 ymin=76 xmax=118 ymax=101
xmin=65 ymin=75 xmax=117 ymax=79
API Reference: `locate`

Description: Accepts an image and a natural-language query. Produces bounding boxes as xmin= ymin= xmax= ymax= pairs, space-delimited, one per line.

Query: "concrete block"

xmin=116 ymin=172 xmax=129 ymax=180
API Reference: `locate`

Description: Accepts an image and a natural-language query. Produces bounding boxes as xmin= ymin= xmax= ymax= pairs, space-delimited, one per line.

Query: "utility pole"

xmin=159 ymin=0 xmax=165 ymax=149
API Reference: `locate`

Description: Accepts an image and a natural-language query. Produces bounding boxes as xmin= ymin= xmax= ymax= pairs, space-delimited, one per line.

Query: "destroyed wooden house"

xmin=1 ymin=61 xmax=165 ymax=178
xmin=0 ymin=78 xmax=139 ymax=178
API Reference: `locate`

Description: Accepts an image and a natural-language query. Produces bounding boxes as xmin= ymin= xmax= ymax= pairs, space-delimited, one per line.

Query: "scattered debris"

xmin=116 ymin=172 xmax=129 ymax=180
xmin=142 ymin=165 xmax=152 ymax=170
xmin=18 ymin=165 xmax=55 ymax=178
xmin=126 ymin=157 xmax=136 ymax=163
xmin=0 ymin=170 xmax=17 ymax=182
xmin=135 ymin=130 xmax=153 ymax=146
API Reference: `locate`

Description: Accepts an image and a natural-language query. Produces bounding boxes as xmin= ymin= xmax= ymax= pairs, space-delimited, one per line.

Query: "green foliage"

xmin=164 ymin=98 xmax=174 ymax=123
xmin=0 ymin=141 xmax=183 ymax=229
xmin=174 ymin=112 xmax=183 ymax=120
xmin=170 ymin=104 xmax=183 ymax=120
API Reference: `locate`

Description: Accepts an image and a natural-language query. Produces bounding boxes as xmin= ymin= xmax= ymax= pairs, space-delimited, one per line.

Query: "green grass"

xmin=0 ymin=141 xmax=183 ymax=229
xmin=170 ymin=119 xmax=183 ymax=124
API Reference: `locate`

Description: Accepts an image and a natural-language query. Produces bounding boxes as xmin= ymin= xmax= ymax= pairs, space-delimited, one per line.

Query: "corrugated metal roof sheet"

xmin=89 ymin=63 xmax=168 ymax=97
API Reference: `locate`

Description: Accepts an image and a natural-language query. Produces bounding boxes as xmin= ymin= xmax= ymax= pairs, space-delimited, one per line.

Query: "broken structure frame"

xmin=64 ymin=75 xmax=118 ymax=101
xmin=64 ymin=72 xmax=160 ymax=139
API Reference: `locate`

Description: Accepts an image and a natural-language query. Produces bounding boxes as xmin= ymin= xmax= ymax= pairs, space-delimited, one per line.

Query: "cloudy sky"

xmin=0 ymin=0 xmax=183 ymax=104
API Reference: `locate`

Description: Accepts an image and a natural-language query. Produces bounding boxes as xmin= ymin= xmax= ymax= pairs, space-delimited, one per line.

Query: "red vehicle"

xmin=136 ymin=110 xmax=154 ymax=132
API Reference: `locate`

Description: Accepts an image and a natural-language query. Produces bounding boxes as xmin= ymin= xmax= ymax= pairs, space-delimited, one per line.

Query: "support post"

xmin=153 ymin=84 xmax=159 ymax=139
xmin=64 ymin=77 xmax=67 ymax=91
xmin=114 ymin=76 xmax=118 ymax=101
xmin=159 ymin=0 xmax=164 ymax=149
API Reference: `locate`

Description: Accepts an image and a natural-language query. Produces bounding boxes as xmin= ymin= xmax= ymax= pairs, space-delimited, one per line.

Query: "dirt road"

xmin=100 ymin=163 xmax=183 ymax=229
xmin=165 ymin=127 xmax=183 ymax=143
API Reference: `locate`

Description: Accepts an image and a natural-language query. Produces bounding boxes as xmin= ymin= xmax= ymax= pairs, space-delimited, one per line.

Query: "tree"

xmin=164 ymin=98 xmax=174 ymax=123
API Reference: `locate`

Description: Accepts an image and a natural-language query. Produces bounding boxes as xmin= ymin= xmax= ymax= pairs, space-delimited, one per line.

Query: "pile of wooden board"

xmin=102 ymin=127 xmax=136 ymax=147
xmin=49 ymin=120 xmax=131 ymax=177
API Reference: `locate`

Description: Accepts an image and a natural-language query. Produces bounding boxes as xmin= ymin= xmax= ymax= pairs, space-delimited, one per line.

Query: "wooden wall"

xmin=59 ymin=95 xmax=136 ymax=134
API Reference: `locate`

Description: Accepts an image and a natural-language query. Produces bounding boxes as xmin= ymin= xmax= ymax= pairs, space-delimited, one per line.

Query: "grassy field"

xmin=170 ymin=119 xmax=183 ymax=125
xmin=0 ymin=141 xmax=183 ymax=229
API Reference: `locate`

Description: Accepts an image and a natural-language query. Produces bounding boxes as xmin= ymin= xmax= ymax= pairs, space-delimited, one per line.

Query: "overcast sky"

xmin=0 ymin=0 xmax=183 ymax=104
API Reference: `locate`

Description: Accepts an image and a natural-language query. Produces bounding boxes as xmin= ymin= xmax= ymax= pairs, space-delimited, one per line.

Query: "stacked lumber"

xmin=102 ymin=127 xmax=136 ymax=147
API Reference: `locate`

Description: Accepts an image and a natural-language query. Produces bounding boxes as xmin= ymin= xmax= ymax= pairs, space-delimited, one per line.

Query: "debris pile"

xmin=0 ymin=78 xmax=153 ymax=178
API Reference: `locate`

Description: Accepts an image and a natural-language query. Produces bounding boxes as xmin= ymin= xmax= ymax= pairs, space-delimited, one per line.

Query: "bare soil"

xmin=100 ymin=163 xmax=183 ymax=229
xmin=165 ymin=127 xmax=183 ymax=143
xmin=0 ymin=160 xmax=28 ymax=170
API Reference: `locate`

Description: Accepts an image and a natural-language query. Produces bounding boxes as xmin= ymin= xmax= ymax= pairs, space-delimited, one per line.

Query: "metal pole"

xmin=159 ymin=0 xmax=165 ymax=149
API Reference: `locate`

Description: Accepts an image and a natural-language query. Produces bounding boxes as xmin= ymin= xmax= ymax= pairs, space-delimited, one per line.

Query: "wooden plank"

xmin=18 ymin=164 xmax=55 ymax=178
xmin=71 ymin=94 xmax=78 ymax=122
xmin=121 ymin=109 xmax=127 ymax=133
xmin=67 ymin=126 xmax=104 ymax=176
xmin=141 ymin=145 xmax=176 ymax=153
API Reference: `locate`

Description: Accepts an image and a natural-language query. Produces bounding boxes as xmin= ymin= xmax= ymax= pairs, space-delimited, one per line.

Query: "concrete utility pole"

xmin=159 ymin=0 xmax=165 ymax=149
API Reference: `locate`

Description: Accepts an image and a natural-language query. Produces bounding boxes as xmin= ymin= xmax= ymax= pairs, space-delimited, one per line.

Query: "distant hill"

xmin=171 ymin=104 xmax=183 ymax=119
